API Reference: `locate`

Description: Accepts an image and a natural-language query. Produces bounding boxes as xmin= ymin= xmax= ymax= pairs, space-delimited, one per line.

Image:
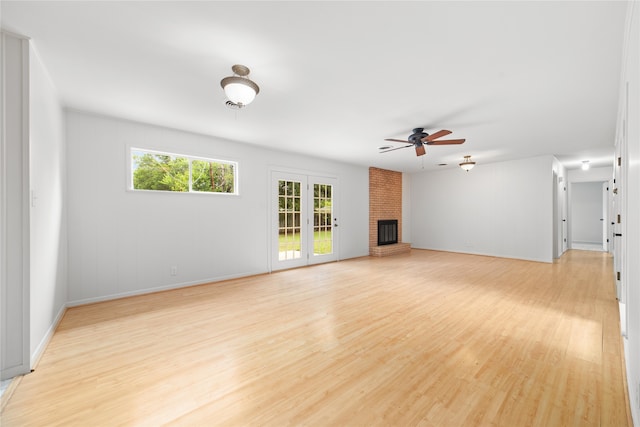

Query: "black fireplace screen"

xmin=377 ymin=220 xmax=398 ymax=246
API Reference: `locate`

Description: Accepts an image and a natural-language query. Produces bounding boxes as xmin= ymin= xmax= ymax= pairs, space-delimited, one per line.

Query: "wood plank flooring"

xmin=1 ymin=249 xmax=632 ymax=426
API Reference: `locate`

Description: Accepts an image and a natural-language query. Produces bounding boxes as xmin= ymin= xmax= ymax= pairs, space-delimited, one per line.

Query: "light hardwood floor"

xmin=1 ymin=249 xmax=632 ymax=426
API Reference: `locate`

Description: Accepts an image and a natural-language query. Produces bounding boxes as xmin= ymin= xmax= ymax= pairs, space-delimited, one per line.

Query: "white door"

xmin=602 ymin=181 xmax=609 ymax=252
xmin=271 ymin=172 xmax=338 ymax=271
xmin=562 ymin=182 xmax=568 ymax=253
xmin=553 ymin=172 xmax=567 ymax=258
xmin=308 ymin=176 xmax=338 ymax=265
xmin=613 ymin=146 xmax=624 ymax=303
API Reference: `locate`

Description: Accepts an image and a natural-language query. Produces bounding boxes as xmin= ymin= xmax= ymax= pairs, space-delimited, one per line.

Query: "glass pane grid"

xmin=313 ymin=183 xmax=333 ymax=255
xmin=279 ymin=180 xmax=302 ymax=261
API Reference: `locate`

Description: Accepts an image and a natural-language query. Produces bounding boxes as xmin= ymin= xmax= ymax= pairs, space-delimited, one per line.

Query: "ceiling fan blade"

xmin=423 ymin=129 xmax=452 ymax=142
xmin=426 ymin=139 xmax=466 ymax=145
xmin=380 ymin=145 xmax=414 ymax=153
xmin=415 ymin=145 xmax=426 ymax=156
xmin=384 ymin=138 xmax=411 ymax=144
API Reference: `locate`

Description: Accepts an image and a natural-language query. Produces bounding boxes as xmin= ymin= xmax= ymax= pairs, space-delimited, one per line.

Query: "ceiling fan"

xmin=381 ymin=128 xmax=465 ymax=156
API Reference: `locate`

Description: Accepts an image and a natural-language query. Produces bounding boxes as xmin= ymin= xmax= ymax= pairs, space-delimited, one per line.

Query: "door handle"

xmin=615 ymin=233 xmax=622 ymax=237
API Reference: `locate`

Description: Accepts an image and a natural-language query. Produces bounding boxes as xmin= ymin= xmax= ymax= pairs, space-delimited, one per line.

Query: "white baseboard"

xmin=31 ymin=303 xmax=67 ymax=369
xmin=411 ymin=246 xmax=552 ymax=264
xmin=66 ymin=270 xmax=267 ymax=307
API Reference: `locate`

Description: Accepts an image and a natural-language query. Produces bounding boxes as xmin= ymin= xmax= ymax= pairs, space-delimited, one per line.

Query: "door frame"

xmin=568 ymin=180 xmax=608 ymax=250
xmin=269 ymin=167 xmax=339 ymax=272
xmin=1 ymin=32 xmax=31 ymax=380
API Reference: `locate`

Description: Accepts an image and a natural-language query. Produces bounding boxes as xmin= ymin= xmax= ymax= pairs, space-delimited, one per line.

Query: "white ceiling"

xmin=1 ymin=1 xmax=628 ymax=173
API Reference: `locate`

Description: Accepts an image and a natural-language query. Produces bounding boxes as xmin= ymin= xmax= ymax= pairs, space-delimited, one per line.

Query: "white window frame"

xmin=128 ymin=147 xmax=239 ymax=195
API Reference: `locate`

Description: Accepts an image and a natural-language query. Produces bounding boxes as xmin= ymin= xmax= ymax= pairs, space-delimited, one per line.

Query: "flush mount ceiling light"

xmin=220 ymin=64 xmax=260 ymax=108
xmin=581 ymin=160 xmax=590 ymax=171
xmin=459 ymin=155 xmax=476 ymax=171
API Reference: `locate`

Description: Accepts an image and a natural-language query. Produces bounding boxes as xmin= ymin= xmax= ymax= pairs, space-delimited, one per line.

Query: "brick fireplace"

xmin=369 ymin=167 xmax=411 ymax=257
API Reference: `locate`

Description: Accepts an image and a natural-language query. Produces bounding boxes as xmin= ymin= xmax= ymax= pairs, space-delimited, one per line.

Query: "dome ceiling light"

xmin=220 ymin=64 xmax=260 ymax=108
xmin=459 ymin=155 xmax=476 ymax=171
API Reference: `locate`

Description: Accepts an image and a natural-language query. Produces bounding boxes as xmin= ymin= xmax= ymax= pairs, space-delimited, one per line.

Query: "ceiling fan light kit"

xmin=459 ymin=155 xmax=476 ymax=171
xmin=220 ymin=64 xmax=260 ymax=108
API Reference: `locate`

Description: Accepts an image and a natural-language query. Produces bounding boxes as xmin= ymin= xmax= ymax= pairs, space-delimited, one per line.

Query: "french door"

xmin=271 ymin=171 xmax=338 ymax=270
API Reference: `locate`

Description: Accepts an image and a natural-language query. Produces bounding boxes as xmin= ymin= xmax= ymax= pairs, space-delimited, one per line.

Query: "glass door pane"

xmin=278 ymin=179 xmax=301 ymax=261
xmin=313 ymin=183 xmax=333 ymax=256
xmin=272 ymin=172 xmax=307 ymax=271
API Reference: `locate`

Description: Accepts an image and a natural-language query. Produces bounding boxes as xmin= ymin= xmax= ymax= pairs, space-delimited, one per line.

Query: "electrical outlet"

xmin=170 ymin=266 xmax=177 ymax=276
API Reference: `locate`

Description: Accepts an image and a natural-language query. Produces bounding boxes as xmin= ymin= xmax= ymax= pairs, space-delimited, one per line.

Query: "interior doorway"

xmin=570 ymin=181 xmax=607 ymax=251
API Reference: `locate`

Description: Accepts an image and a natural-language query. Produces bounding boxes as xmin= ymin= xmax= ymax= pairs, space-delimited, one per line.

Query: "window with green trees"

xmin=131 ymin=149 xmax=237 ymax=194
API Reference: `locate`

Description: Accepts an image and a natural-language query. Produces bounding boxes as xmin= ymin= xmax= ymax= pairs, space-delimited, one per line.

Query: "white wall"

xmin=65 ymin=111 xmax=369 ymax=305
xmin=567 ymin=165 xmax=613 ymax=183
xmin=29 ymin=45 xmax=67 ymax=365
xmin=410 ymin=155 xmax=554 ymax=263
xmin=619 ymin=2 xmax=640 ymax=423
xmin=570 ymin=182 xmax=603 ymax=244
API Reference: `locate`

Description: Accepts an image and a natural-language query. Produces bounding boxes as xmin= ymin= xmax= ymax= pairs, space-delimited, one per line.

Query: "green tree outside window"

xmin=131 ymin=150 xmax=237 ymax=194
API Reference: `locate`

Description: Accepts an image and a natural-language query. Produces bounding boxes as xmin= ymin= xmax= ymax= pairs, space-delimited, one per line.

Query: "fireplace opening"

xmin=377 ymin=219 xmax=398 ymax=246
